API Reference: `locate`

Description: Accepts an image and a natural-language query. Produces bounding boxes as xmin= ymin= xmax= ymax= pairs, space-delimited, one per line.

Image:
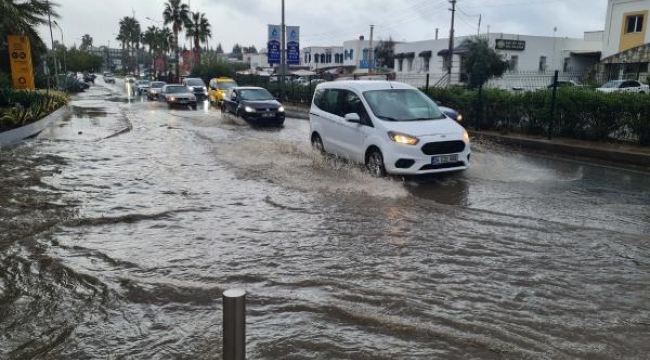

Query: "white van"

xmin=309 ymin=80 xmax=471 ymax=176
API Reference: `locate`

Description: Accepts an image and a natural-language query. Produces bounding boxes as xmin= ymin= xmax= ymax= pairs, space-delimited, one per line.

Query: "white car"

xmin=596 ymin=79 xmax=649 ymax=94
xmin=135 ymin=79 xmax=151 ymax=94
xmin=309 ymin=80 xmax=471 ymax=176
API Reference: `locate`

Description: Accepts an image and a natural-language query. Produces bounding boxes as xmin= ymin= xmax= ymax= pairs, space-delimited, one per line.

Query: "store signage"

xmin=267 ymin=25 xmax=281 ymax=65
xmin=286 ymin=26 xmax=300 ymax=66
xmin=8 ymin=35 xmax=35 ymax=90
xmin=495 ymin=39 xmax=526 ymax=51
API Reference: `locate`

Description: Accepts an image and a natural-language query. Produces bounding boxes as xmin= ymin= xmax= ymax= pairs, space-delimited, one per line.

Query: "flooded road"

xmin=1 ymin=80 xmax=649 ymax=359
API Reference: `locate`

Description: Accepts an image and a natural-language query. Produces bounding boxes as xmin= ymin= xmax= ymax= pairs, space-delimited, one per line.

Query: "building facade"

xmin=393 ymin=32 xmax=603 ymax=89
xmin=600 ymin=0 xmax=650 ymax=81
xmin=300 ymin=46 xmax=344 ymax=71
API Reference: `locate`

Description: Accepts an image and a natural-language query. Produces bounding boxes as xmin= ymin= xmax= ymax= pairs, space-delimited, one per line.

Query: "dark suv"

xmin=182 ymin=78 xmax=208 ymax=100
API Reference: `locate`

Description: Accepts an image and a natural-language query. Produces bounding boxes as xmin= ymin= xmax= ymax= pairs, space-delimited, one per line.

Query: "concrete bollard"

xmin=223 ymin=289 xmax=246 ymax=360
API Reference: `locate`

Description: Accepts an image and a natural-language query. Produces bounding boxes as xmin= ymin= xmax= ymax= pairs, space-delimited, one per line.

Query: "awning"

xmin=395 ymin=53 xmax=405 ymax=59
xmin=569 ymin=51 xmax=601 ymax=57
xmin=404 ymin=52 xmax=415 ymax=59
xmin=437 ymin=43 xmax=470 ymax=56
xmin=419 ymin=50 xmax=432 ymax=58
xmin=291 ymin=69 xmax=317 ymax=76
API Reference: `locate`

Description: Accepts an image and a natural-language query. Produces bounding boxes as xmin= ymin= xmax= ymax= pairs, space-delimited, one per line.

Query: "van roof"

xmin=315 ymin=80 xmax=415 ymax=91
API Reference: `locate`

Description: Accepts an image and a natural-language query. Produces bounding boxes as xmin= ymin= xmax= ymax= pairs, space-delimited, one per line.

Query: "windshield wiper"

xmin=379 ymin=116 xmax=399 ymax=121
xmin=409 ymin=116 xmax=446 ymax=121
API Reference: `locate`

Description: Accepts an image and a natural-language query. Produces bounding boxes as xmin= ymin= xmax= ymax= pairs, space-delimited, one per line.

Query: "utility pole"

xmin=478 ymin=14 xmax=481 ymax=35
xmin=369 ymin=25 xmax=374 ymax=73
xmin=447 ymin=0 xmax=457 ymax=85
xmin=280 ymin=0 xmax=286 ymax=101
xmin=46 ymin=0 xmax=59 ymax=88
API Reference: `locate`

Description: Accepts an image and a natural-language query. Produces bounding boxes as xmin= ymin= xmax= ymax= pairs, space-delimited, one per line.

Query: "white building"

xmin=393 ymin=32 xmax=603 ymax=89
xmin=245 ymin=51 xmax=269 ymax=72
xmin=300 ymin=46 xmax=344 ymax=71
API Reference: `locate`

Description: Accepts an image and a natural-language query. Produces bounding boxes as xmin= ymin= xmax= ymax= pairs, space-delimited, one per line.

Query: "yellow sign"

xmin=8 ymin=35 xmax=35 ymax=90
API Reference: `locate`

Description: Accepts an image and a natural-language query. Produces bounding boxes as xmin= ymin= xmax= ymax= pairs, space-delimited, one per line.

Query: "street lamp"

xmin=52 ymin=20 xmax=67 ymax=74
xmin=46 ymin=0 xmax=59 ymax=88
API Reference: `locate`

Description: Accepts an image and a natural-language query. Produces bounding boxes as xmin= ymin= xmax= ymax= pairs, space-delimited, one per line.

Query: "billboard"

xmin=267 ymin=25 xmax=281 ymax=65
xmin=286 ymin=26 xmax=300 ymax=66
xmin=8 ymin=35 xmax=35 ymax=90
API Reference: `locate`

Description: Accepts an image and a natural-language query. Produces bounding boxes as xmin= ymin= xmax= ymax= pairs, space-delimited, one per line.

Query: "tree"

xmin=80 ymin=34 xmax=93 ymax=51
xmin=231 ymin=43 xmax=242 ymax=60
xmin=242 ymin=45 xmax=257 ymax=54
xmin=163 ymin=0 xmax=190 ymax=80
xmin=0 ymin=0 xmax=59 ymax=84
xmin=460 ymin=37 xmax=508 ymax=88
xmin=375 ymin=37 xmax=395 ymax=69
xmin=216 ymin=43 xmax=223 ymax=54
xmin=117 ymin=16 xmax=141 ymax=74
xmin=184 ymin=11 xmax=211 ymax=66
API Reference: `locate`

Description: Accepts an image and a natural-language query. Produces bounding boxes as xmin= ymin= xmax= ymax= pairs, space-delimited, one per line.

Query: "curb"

xmin=471 ymin=131 xmax=650 ymax=168
xmin=0 ymin=105 xmax=70 ymax=148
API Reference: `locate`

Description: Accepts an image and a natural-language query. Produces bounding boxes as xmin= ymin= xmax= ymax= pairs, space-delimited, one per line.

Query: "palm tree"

xmin=163 ymin=0 xmax=189 ymax=81
xmin=184 ymin=11 xmax=211 ymax=66
xmin=117 ymin=16 xmax=140 ymax=74
xmin=0 ymin=0 xmax=59 ymax=76
xmin=143 ymin=26 xmax=157 ymax=74
xmin=80 ymin=34 xmax=93 ymax=51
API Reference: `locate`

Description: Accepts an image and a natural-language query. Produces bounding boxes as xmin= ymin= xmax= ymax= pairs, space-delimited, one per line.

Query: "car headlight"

xmin=169 ymin=96 xmax=176 ymax=101
xmin=388 ymin=131 xmax=419 ymax=145
xmin=190 ymin=95 xmax=197 ymax=101
xmin=462 ymin=130 xmax=470 ymax=143
xmin=277 ymin=106 xmax=285 ymax=112
xmin=456 ymin=113 xmax=463 ymax=122
xmin=245 ymin=106 xmax=256 ymax=113
xmin=202 ymin=87 xmax=207 ymax=92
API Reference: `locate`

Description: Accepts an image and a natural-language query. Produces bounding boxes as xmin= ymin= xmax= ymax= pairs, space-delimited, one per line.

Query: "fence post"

xmin=476 ymin=75 xmax=483 ymax=131
xmin=549 ymin=70 xmax=559 ymax=140
xmin=425 ymin=74 xmax=430 ymax=92
xmin=223 ymin=289 xmax=246 ymax=360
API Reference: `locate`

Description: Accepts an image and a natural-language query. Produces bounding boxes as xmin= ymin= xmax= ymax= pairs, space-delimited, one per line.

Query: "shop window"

xmin=626 ymin=15 xmax=644 ymax=33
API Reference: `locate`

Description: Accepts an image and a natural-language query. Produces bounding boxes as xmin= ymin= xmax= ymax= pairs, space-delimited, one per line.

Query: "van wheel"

xmin=366 ymin=148 xmax=386 ymax=177
xmin=311 ymin=134 xmax=325 ymax=154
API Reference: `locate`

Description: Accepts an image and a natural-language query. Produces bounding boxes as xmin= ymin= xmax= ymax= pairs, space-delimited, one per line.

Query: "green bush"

xmin=423 ymin=86 xmax=650 ymax=145
xmin=0 ymin=89 xmax=68 ymax=131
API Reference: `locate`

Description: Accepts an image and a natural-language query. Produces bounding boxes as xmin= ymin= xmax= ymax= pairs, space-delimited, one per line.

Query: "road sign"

xmin=8 ymin=35 xmax=35 ymax=90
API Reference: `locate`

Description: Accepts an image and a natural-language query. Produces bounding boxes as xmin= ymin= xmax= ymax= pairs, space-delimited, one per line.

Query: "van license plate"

xmin=262 ymin=113 xmax=274 ymax=118
xmin=432 ymin=154 xmax=458 ymax=165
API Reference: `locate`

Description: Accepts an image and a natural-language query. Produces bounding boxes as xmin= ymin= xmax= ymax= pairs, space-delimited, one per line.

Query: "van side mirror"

xmin=434 ymin=100 xmax=442 ymax=106
xmin=344 ymin=113 xmax=361 ymax=123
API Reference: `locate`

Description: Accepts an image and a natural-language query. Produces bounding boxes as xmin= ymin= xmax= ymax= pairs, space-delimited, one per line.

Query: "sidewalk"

xmin=283 ymin=104 xmax=650 ymax=170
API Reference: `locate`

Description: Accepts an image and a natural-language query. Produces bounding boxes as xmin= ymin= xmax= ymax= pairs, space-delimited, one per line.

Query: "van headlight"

xmin=462 ymin=130 xmax=470 ymax=143
xmin=245 ymin=106 xmax=256 ymax=113
xmin=388 ymin=131 xmax=419 ymax=145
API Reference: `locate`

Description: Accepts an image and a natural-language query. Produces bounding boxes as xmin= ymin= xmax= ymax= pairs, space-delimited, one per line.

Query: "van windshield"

xmin=363 ymin=89 xmax=445 ymax=121
xmin=217 ymin=82 xmax=237 ymax=90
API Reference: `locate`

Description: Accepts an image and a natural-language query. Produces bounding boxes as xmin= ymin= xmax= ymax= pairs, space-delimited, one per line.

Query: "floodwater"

xmin=1 ymin=80 xmax=649 ymax=359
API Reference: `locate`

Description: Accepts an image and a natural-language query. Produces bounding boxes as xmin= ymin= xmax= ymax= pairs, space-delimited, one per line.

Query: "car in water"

xmin=309 ymin=80 xmax=471 ymax=176
xmin=221 ymin=86 xmax=285 ymax=126
xmin=147 ymin=81 xmax=166 ymax=100
xmin=208 ymin=77 xmax=238 ymax=106
xmin=103 ymin=73 xmax=116 ymax=84
xmin=596 ymin=79 xmax=649 ymax=94
xmin=182 ymin=77 xmax=208 ymax=100
xmin=135 ymin=79 xmax=151 ymax=94
xmin=160 ymin=84 xmax=198 ymax=109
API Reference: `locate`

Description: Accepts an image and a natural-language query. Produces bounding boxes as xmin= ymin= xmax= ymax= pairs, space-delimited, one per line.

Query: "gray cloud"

xmin=40 ymin=0 xmax=608 ymax=52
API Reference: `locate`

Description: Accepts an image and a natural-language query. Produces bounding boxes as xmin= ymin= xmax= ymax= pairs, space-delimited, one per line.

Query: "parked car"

xmin=135 ymin=79 xmax=151 ymax=94
xmin=160 ymin=85 xmax=198 ymax=109
xmin=82 ymin=72 xmax=96 ymax=84
xmin=222 ymin=86 xmax=285 ymax=126
xmin=434 ymin=101 xmax=463 ymax=123
xmin=103 ymin=73 xmax=116 ymax=84
xmin=547 ymin=80 xmax=582 ymax=89
xmin=147 ymin=81 xmax=166 ymax=100
xmin=309 ymin=80 xmax=471 ymax=176
xmin=596 ymin=79 xmax=649 ymax=94
xmin=182 ymin=77 xmax=208 ymax=100
xmin=125 ymin=75 xmax=136 ymax=84
xmin=208 ymin=77 xmax=238 ymax=106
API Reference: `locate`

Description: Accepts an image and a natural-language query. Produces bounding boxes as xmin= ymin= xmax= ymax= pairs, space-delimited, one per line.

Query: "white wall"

xmin=603 ymin=0 xmax=650 ymax=59
xmin=301 ymin=46 xmax=344 ymax=70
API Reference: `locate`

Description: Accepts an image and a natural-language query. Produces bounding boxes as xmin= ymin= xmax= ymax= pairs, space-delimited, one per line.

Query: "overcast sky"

xmin=40 ymin=0 xmax=609 ymax=51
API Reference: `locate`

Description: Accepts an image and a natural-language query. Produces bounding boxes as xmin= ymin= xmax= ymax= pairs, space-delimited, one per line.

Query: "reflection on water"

xmin=1 ymin=85 xmax=650 ymax=359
